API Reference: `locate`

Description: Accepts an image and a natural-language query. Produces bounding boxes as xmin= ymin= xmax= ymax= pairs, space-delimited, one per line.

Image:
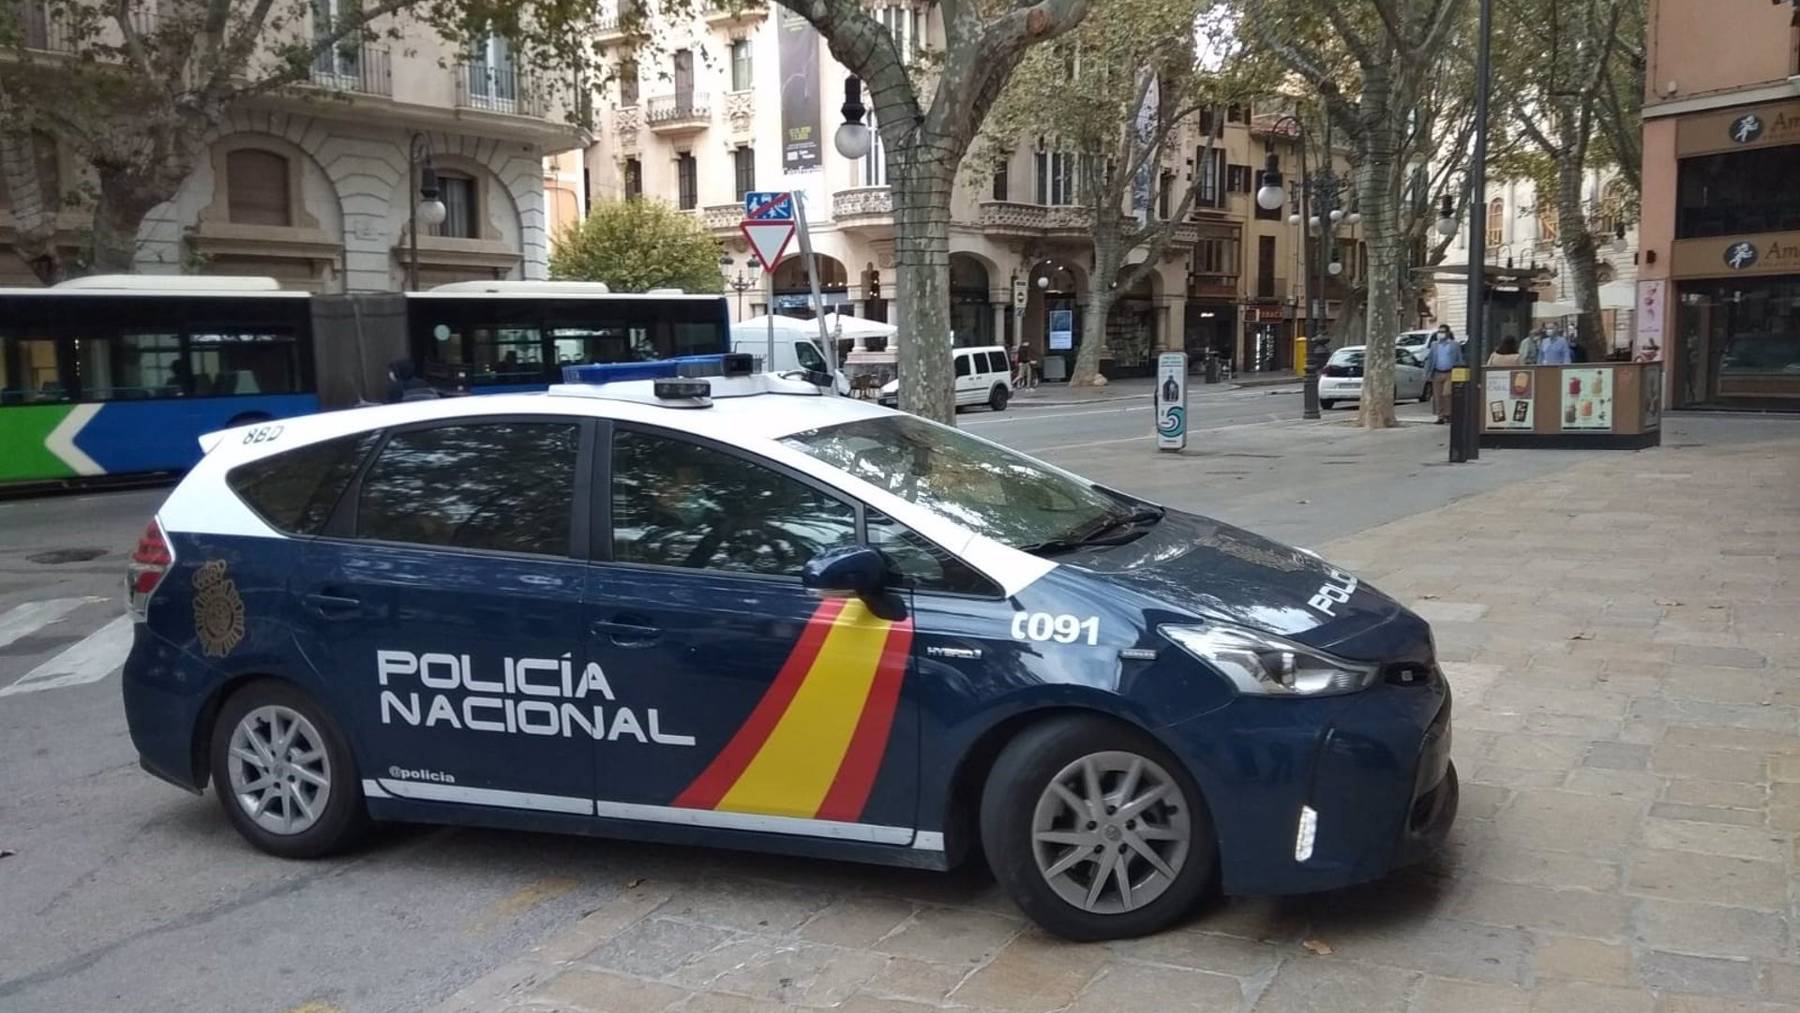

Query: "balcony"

xmin=454 ymin=62 xmax=548 ymax=118
xmin=595 ymin=0 xmax=637 ymax=42
xmin=13 ymin=5 xmax=158 ymax=55
xmin=705 ymin=0 xmax=767 ymax=24
xmin=308 ymin=45 xmax=392 ymax=97
xmin=701 ymin=203 xmax=742 ymax=238
xmin=976 ymin=201 xmax=1096 ymax=240
xmin=645 ymin=92 xmax=710 ymax=133
xmin=1189 ymin=273 xmax=1239 ymax=300
xmin=833 ymin=186 xmax=893 ymax=233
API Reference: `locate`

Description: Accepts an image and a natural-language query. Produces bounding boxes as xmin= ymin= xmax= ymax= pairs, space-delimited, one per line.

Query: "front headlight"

xmin=1160 ymin=624 xmax=1379 ymax=697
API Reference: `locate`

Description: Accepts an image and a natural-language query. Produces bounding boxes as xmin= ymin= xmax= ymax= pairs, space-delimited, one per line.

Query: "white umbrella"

xmin=1598 ymin=281 xmax=1636 ymax=310
xmin=819 ymin=313 xmax=898 ymax=343
xmin=1531 ymin=300 xmax=1580 ymax=319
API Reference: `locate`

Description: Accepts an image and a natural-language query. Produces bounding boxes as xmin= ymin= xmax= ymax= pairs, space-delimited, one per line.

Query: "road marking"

xmin=0 ymin=598 xmax=87 ymax=650
xmin=0 ymin=615 xmax=133 ymax=697
xmin=468 ymin=875 xmax=580 ymax=934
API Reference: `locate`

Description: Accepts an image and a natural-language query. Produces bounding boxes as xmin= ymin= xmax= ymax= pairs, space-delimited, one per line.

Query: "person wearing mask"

xmin=1520 ymin=327 xmax=1545 ymax=365
xmin=385 ymin=359 xmax=439 ymax=403
xmin=1540 ymin=326 xmax=1573 ymax=365
xmin=1487 ymin=336 xmax=1523 ymax=368
xmin=1425 ymin=325 xmax=1464 ymax=424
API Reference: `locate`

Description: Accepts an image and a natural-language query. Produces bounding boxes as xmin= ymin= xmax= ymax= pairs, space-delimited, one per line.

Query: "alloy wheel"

xmin=226 ymin=704 xmax=332 ymax=835
xmin=1029 ymin=750 xmax=1191 ymax=915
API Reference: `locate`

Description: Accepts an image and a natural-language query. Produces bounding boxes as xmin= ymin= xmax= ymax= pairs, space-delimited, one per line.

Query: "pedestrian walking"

xmin=1539 ymin=326 xmax=1573 ymax=365
xmin=1487 ymin=336 xmax=1523 ymax=368
xmin=1521 ymin=327 xmax=1545 ymax=365
xmin=1425 ymin=325 xmax=1465 ymax=424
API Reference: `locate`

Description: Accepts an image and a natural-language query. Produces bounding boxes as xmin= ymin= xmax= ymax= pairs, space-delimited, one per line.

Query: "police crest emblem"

xmin=193 ymin=560 xmax=245 ymax=657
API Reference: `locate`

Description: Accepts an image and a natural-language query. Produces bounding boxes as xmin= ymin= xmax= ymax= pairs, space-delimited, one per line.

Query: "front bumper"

xmin=1163 ymin=674 xmax=1455 ymax=896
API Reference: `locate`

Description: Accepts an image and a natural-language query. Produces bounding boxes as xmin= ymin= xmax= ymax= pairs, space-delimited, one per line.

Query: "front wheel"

xmin=990 ymin=385 xmax=1010 ymax=411
xmin=210 ymin=680 xmax=368 ymax=859
xmin=1319 ymin=399 xmax=1336 ymax=410
xmin=980 ymin=716 xmax=1215 ymax=941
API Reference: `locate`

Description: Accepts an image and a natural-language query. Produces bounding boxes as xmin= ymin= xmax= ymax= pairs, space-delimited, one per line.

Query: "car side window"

xmin=793 ymin=340 xmax=828 ymax=373
xmin=866 ymin=512 xmax=999 ymax=596
xmin=228 ymin=432 xmax=377 ymax=535
xmin=1397 ymin=350 xmax=1419 ymax=367
xmin=611 ymin=429 xmax=856 ymax=576
xmin=356 ymin=421 xmax=579 ymax=556
xmin=954 ymin=355 xmax=971 ymax=378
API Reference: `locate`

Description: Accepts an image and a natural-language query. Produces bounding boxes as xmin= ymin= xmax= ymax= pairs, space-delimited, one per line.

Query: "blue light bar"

xmin=562 ymin=354 xmax=730 ymax=385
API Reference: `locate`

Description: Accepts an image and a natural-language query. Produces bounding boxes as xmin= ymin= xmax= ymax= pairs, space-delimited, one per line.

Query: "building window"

xmin=676 ymin=152 xmax=697 ymax=210
xmin=1194 ymin=238 xmax=1226 ymax=274
xmin=734 ymin=146 xmax=755 ymax=201
xmin=623 ymin=157 xmax=642 ymax=199
xmin=433 ymin=172 xmax=478 ymax=238
xmin=1035 ymin=149 xmax=1076 ymax=205
xmin=618 ymin=58 xmax=638 ymax=105
xmin=730 ymin=38 xmax=752 ymax=91
xmin=1537 ymin=204 xmax=1559 ymax=244
xmin=992 ymin=161 xmax=1008 ymax=201
xmin=1485 ymin=197 xmax=1504 ymax=247
xmin=1226 ymin=104 xmax=1249 ymax=124
xmin=1256 ymin=235 xmax=1277 ymax=299
xmin=862 ymin=112 xmax=885 ymax=187
xmin=1677 ymin=147 xmax=1800 ymax=238
xmin=880 ymin=4 xmax=921 ymax=58
xmin=1195 ymin=148 xmax=1224 ymax=208
xmin=226 ymin=149 xmax=292 ymax=227
xmin=0 ymin=130 xmax=58 ymax=212
xmin=1226 ymin=164 xmax=1250 ymax=195
xmin=1157 ymin=171 xmax=1174 ymax=219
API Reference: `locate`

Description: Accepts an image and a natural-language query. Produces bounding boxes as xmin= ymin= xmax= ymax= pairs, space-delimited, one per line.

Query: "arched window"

xmin=226 ymin=149 xmax=292 ymax=227
xmin=1485 ymin=197 xmax=1504 ymax=248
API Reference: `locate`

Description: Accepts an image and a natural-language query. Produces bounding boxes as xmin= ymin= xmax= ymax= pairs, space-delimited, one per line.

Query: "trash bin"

xmin=1294 ymin=335 xmax=1309 ymax=373
xmin=1204 ymin=351 xmax=1221 ymax=384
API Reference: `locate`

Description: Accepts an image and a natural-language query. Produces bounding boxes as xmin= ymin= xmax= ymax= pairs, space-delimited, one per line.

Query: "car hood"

xmin=1056 ymin=509 xmax=1402 ymax=651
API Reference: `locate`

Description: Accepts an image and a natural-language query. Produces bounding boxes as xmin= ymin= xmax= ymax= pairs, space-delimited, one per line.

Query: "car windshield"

xmin=782 ymin=415 xmax=1155 ymax=553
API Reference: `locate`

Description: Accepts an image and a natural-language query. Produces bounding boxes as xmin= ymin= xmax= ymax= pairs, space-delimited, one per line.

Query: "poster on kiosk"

xmin=1156 ymin=352 xmax=1188 ymax=451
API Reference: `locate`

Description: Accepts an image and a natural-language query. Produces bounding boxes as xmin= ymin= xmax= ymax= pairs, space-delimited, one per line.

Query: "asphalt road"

xmin=0 ymin=384 xmax=1790 ymax=1013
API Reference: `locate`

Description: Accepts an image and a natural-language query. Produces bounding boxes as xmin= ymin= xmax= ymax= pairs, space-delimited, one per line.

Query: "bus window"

xmin=673 ymin=321 xmax=722 ymax=357
xmin=76 ymin=331 xmax=183 ymax=400
xmin=469 ymin=327 xmax=543 ymax=384
xmin=189 ymin=330 xmax=302 ymax=396
xmin=1 ymin=336 xmax=66 ymax=404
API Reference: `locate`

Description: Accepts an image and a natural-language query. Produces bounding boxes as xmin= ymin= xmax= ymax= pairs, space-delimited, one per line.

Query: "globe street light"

xmin=834 ymin=76 xmax=872 ymax=160
xmin=1434 ymin=194 xmax=1459 ymax=238
xmin=407 ymin=133 xmax=448 ymax=292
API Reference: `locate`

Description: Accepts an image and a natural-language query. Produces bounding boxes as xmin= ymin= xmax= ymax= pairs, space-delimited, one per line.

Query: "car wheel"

xmin=990 ymin=385 xmax=1010 ymax=411
xmin=1319 ymin=399 xmax=1335 ymax=410
xmin=1419 ymin=380 xmax=1432 ymax=403
xmin=980 ymin=715 xmax=1215 ymax=941
xmin=210 ymin=680 xmax=368 ymax=859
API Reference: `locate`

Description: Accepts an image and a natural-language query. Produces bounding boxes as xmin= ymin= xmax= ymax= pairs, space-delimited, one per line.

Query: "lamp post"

xmin=722 ymin=255 xmax=760 ymax=318
xmin=1258 ymin=115 xmax=1352 ymax=419
xmin=407 ymin=133 xmax=448 ymax=292
xmin=1445 ymin=0 xmax=1495 ymax=463
xmin=834 ymin=76 xmax=872 ymax=160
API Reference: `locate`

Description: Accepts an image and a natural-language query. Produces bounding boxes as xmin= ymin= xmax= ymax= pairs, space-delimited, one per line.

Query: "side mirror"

xmin=802 ymin=545 xmax=890 ymax=597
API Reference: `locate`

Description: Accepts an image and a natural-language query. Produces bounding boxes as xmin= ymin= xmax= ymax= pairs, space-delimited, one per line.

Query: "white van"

xmin=729 ymin=332 xmax=849 ymax=393
xmin=879 ymin=344 xmax=1013 ymax=412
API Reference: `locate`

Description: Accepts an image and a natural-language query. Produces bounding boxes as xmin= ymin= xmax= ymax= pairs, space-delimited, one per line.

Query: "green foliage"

xmin=550 ymin=198 xmax=723 ymax=293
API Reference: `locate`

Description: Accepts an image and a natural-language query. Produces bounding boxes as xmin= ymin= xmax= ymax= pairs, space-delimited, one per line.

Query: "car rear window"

xmin=227 ymin=432 xmax=376 ymax=535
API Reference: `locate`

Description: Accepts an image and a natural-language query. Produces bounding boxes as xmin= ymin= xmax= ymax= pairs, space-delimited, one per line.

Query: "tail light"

xmin=127 ymin=518 xmax=174 ymax=619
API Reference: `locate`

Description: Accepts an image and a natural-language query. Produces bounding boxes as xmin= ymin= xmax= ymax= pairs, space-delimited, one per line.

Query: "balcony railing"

xmin=832 ymin=186 xmax=893 ymax=230
xmin=705 ymin=0 xmax=767 ymax=22
xmin=455 ymin=62 xmax=547 ymax=118
xmin=644 ymin=91 xmax=710 ymax=131
xmin=13 ymin=5 xmax=158 ymax=54
xmin=309 ymin=44 xmax=392 ymax=97
xmin=701 ymin=203 xmax=741 ymax=236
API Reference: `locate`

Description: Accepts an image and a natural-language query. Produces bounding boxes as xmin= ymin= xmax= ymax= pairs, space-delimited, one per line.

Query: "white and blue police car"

xmin=122 ymin=354 xmax=1455 ymax=940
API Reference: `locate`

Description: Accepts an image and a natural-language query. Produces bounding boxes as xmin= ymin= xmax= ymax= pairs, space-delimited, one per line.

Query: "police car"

xmin=121 ymin=355 xmax=1454 ymax=941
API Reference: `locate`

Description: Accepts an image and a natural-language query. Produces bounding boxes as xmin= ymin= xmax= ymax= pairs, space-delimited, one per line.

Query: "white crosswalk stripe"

xmin=0 ymin=615 xmax=135 ymax=697
xmin=0 ymin=598 xmax=89 ymax=650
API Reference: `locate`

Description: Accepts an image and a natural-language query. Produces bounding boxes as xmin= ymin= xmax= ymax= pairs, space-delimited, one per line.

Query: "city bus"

xmin=0 ymin=277 xmax=731 ymax=489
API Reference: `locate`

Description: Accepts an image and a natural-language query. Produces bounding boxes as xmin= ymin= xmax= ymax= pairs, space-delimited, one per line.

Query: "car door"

xmin=1395 ymin=349 xmax=1425 ymax=397
xmin=584 ymin=423 xmax=921 ymax=843
xmin=295 ymin=415 xmax=598 ymax=813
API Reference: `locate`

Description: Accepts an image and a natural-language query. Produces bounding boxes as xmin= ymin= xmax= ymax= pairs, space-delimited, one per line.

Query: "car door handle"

xmin=592 ymin=617 xmax=662 ymax=646
xmin=303 ymin=592 xmax=364 ymax=618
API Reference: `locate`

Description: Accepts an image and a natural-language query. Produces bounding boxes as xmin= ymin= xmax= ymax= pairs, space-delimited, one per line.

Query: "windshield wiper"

xmin=1021 ymin=507 xmax=1165 ymax=556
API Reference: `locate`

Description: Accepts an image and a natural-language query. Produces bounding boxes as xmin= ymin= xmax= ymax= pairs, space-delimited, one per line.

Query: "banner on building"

xmin=778 ymin=9 xmax=821 ymax=172
xmin=1634 ymin=280 xmax=1665 ymax=362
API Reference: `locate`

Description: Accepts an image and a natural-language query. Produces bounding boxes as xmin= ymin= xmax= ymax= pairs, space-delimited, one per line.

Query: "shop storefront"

xmin=1665 ymin=99 xmax=1800 ymax=408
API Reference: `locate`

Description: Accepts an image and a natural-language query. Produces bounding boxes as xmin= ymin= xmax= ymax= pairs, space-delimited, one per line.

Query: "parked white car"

xmin=1318 ymin=345 xmax=1431 ymax=410
xmin=1395 ymin=329 xmax=1437 ymax=361
xmin=880 ymin=345 xmax=1013 ymax=411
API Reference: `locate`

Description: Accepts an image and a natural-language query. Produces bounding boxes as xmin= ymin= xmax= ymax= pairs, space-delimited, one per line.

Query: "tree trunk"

xmin=1354 ymin=93 xmax=1401 ymax=429
xmin=1068 ymin=228 xmax=1121 ymax=386
xmin=87 ymin=169 xmax=169 ymax=275
xmin=1555 ymin=163 xmax=1605 ymax=359
xmin=891 ymin=148 xmax=957 ymax=424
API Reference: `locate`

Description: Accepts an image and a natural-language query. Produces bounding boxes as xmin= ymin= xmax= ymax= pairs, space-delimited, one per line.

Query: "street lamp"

xmin=1434 ymin=194 xmax=1458 ymax=238
xmin=1448 ymin=0 xmax=1496 ymax=464
xmin=407 ymin=133 xmax=447 ymax=292
xmin=721 ymin=255 xmax=760 ymax=318
xmin=834 ymin=76 xmax=872 ymax=160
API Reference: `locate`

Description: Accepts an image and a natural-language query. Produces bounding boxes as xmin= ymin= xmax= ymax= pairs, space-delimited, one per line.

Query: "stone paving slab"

xmin=432 ymin=436 xmax=1800 ymax=1013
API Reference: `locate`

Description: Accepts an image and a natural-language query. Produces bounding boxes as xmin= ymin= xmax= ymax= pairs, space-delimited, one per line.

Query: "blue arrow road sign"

xmin=745 ymin=191 xmax=793 ymax=220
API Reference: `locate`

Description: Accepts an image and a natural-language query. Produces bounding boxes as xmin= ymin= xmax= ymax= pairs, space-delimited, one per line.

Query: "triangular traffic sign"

xmin=741 ymin=219 xmax=796 ymax=271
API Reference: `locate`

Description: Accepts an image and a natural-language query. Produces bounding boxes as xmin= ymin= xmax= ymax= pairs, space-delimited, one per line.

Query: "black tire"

xmin=1419 ymin=381 xmax=1432 ymax=404
xmin=989 ymin=384 xmax=1010 ymax=411
xmin=1319 ymin=399 xmax=1336 ymax=410
xmin=210 ymin=679 xmax=369 ymax=859
xmin=980 ymin=715 xmax=1216 ymax=941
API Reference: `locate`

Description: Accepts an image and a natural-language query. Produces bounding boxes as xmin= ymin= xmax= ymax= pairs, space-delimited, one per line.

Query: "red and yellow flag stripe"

xmin=674 ymin=597 xmax=913 ymax=823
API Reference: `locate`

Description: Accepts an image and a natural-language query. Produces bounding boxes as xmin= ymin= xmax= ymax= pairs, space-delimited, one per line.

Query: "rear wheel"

xmin=989 ymin=384 xmax=1010 ymax=411
xmin=210 ymin=680 xmax=368 ymax=859
xmin=980 ymin=716 xmax=1215 ymax=941
xmin=1319 ymin=399 xmax=1336 ymax=410
xmin=1419 ymin=380 xmax=1432 ymax=403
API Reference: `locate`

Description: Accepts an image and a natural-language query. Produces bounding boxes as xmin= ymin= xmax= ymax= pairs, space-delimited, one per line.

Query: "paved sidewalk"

xmin=1010 ymin=373 xmax=1299 ymax=408
xmin=432 ymin=436 xmax=1800 ymax=1013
